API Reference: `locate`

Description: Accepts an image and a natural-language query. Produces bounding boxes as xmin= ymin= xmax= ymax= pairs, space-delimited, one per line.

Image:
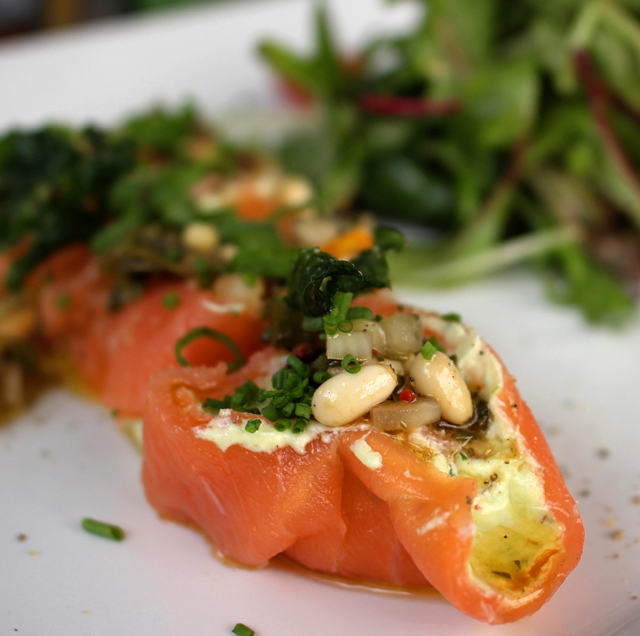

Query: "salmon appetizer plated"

xmin=141 ymin=246 xmax=584 ymax=624
xmin=1 ymin=110 xmax=583 ymax=625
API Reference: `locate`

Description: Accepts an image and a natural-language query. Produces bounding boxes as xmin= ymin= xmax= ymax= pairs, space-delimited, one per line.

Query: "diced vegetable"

xmin=351 ymin=318 xmax=386 ymax=352
xmin=371 ymin=397 xmax=441 ymax=432
xmin=326 ymin=331 xmax=372 ymax=361
xmin=379 ymin=313 xmax=422 ymax=356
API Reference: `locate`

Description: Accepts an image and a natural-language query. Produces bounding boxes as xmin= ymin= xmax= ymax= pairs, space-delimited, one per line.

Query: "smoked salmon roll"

xmin=141 ymin=248 xmax=584 ymax=624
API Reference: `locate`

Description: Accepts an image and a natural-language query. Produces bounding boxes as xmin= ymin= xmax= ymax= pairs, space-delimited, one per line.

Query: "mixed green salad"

xmin=260 ymin=0 xmax=640 ymax=326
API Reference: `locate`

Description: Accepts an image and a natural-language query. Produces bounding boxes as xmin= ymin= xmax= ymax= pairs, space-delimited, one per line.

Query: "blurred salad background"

xmin=261 ymin=0 xmax=640 ymax=327
xmin=3 ymin=0 xmax=640 ymax=326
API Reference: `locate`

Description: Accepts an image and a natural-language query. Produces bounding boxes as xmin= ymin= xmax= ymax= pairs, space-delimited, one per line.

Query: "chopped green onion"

xmin=375 ymin=314 xmax=383 ymax=322
xmin=341 ymin=355 xmax=361 ymax=374
xmin=274 ymin=418 xmax=292 ymax=431
xmin=313 ymin=371 xmax=331 ymax=384
xmin=420 ymin=336 xmax=446 ymax=360
xmin=346 ymin=306 xmax=374 ymax=321
xmin=81 ymin=518 xmax=125 ymax=541
xmin=55 ymin=292 xmax=71 ymax=311
xmin=281 ymin=402 xmax=295 ymax=417
xmin=459 ymin=452 xmax=468 ymax=461
xmin=245 ymin=419 xmax=261 ymax=433
xmin=302 ymin=316 xmax=324 ymax=331
xmin=175 ymin=326 xmax=245 ymax=373
xmin=331 ymin=291 xmax=353 ymax=321
xmin=287 ymin=354 xmax=309 ymax=377
xmin=261 ymin=403 xmax=282 ymax=422
xmin=162 ymin=291 xmax=181 ymax=310
xmin=202 ymin=396 xmax=232 ymax=414
xmin=232 ymin=624 xmax=255 ymax=636
xmin=338 ymin=320 xmax=353 ymax=333
xmin=323 ymin=318 xmax=338 ymax=335
xmin=291 ymin=419 xmax=308 ymax=434
xmin=295 ymin=403 xmax=311 ymax=419
xmin=442 ymin=313 xmax=461 ymax=322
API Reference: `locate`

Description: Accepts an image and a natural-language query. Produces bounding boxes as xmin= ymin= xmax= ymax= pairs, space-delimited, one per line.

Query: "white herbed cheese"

xmin=195 ymin=409 xmax=333 ymax=455
xmin=351 ymin=437 xmax=383 ymax=470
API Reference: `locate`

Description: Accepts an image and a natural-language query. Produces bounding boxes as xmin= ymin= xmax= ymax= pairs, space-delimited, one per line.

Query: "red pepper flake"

xmin=399 ymin=389 xmax=416 ymax=403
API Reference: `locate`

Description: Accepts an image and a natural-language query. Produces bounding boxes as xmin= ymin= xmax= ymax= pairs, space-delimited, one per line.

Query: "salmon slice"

xmin=33 ymin=245 xmax=267 ymax=415
xmin=141 ymin=307 xmax=584 ymax=624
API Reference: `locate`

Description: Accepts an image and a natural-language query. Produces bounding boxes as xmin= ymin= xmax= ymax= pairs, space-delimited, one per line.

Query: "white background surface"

xmin=1 ymin=1 xmax=640 ymax=634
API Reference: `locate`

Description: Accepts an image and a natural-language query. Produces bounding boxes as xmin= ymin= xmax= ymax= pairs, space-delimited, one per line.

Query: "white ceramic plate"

xmin=1 ymin=2 xmax=640 ymax=634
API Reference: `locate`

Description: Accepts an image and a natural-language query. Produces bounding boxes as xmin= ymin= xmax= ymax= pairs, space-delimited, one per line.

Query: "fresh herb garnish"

xmin=285 ymin=247 xmax=390 ymax=319
xmin=162 ymin=291 xmax=180 ymax=310
xmin=81 ymin=518 xmax=125 ymax=541
xmin=231 ymin=623 xmax=255 ymax=636
xmin=442 ymin=313 xmax=461 ymax=322
xmin=175 ymin=326 xmax=245 ymax=372
xmin=341 ymin=354 xmax=361 ymax=374
xmin=204 ymin=354 xmax=322 ymax=431
xmin=245 ymin=419 xmax=261 ymax=433
xmin=420 ymin=337 xmax=446 ymax=360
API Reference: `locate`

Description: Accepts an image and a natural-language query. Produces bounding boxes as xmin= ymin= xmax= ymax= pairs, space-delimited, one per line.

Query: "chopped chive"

xmin=346 ymin=306 xmax=374 ymax=321
xmin=202 ymin=396 xmax=232 ymax=414
xmin=287 ymin=354 xmax=309 ymax=377
xmin=338 ymin=320 xmax=353 ymax=333
xmin=459 ymin=452 xmax=468 ymax=461
xmin=162 ymin=291 xmax=180 ymax=310
xmin=420 ymin=341 xmax=437 ymax=360
xmin=245 ymin=419 xmax=261 ymax=433
xmin=81 ymin=518 xmax=125 ymax=541
xmin=232 ymin=624 xmax=255 ymax=636
xmin=420 ymin=336 xmax=446 ymax=360
xmin=175 ymin=326 xmax=245 ymax=373
xmin=274 ymin=418 xmax=292 ymax=431
xmin=375 ymin=314 xmax=383 ymax=322
xmin=261 ymin=403 xmax=282 ymax=422
xmin=55 ymin=292 xmax=71 ymax=311
xmin=323 ymin=318 xmax=338 ymax=335
xmin=331 ymin=291 xmax=353 ymax=321
xmin=295 ymin=403 xmax=311 ymax=419
xmin=341 ymin=355 xmax=361 ymax=374
xmin=313 ymin=371 xmax=331 ymax=384
xmin=291 ymin=419 xmax=307 ymax=434
xmin=302 ymin=316 xmax=324 ymax=332
xmin=281 ymin=402 xmax=295 ymax=417
xmin=442 ymin=313 xmax=461 ymax=322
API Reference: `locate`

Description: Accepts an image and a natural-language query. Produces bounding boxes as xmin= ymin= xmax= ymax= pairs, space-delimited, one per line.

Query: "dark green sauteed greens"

xmin=260 ymin=0 xmax=640 ymax=326
xmin=0 ymin=107 xmax=299 ymax=305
